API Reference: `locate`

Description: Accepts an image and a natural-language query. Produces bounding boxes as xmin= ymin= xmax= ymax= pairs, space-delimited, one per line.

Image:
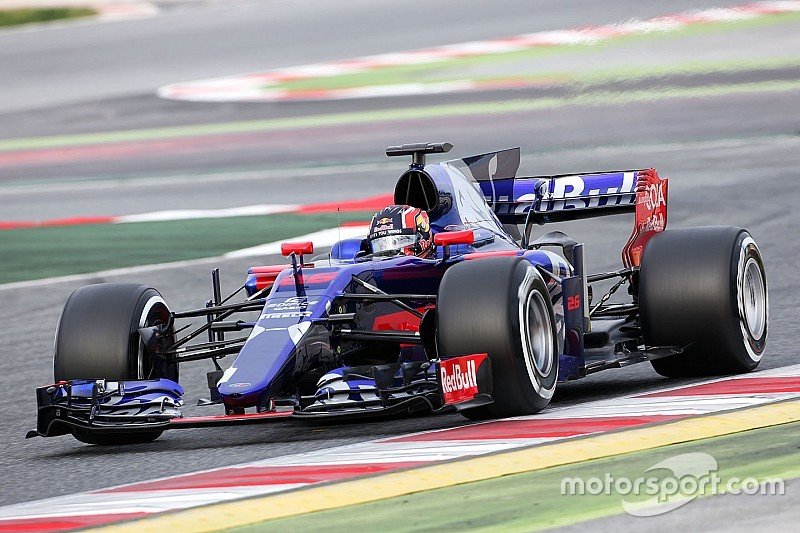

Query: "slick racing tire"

xmin=54 ymin=283 xmax=177 ymax=444
xmin=640 ymin=227 xmax=767 ymax=378
xmin=437 ymin=257 xmax=558 ymax=419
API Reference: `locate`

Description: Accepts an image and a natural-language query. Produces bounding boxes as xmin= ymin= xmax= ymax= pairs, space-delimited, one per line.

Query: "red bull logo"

xmin=440 ymin=353 xmax=487 ymax=404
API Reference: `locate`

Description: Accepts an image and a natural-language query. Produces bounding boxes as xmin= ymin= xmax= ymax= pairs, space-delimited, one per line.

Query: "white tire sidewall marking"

xmin=736 ymin=236 xmax=767 ymax=362
xmin=138 ymin=295 xmax=167 ymax=379
xmin=517 ymin=265 xmax=556 ymax=400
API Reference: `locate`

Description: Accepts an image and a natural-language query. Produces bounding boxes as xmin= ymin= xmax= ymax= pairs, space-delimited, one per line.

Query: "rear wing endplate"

xmin=622 ymin=169 xmax=668 ymax=267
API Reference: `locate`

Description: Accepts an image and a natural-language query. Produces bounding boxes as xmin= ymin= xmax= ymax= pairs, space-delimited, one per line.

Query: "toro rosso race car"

xmin=28 ymin=142 xmax=768 ymax=444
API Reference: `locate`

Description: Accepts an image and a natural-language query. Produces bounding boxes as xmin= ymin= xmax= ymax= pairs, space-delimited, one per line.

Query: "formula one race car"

xmin=29 ymin=142 xmax=768 ymax=444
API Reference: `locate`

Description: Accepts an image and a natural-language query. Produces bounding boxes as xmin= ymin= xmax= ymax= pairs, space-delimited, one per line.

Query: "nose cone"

xmin=217 ymin=293 xmax=325 ymax=407
xmin=218 ymin=320 xmax=314 ymax=405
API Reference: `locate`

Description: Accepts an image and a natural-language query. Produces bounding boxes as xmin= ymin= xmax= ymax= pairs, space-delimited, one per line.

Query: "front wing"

xmin=28 ymin=355 xmax=493 ymax=438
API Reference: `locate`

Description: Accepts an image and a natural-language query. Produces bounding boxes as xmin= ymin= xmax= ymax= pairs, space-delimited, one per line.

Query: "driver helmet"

xmin=367 ymin=205 xmax=433 ymax=258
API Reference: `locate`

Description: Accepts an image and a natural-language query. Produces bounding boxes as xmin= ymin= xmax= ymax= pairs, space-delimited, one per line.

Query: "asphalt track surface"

xmin=0 ymin=0 xmax=752 ymax=114
xmin=0 ymin=0 xmax=798 ymax=528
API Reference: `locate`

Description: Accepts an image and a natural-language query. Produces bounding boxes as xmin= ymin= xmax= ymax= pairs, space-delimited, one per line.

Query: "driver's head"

xmin=367 ymin=205 xmax=433 ymax=258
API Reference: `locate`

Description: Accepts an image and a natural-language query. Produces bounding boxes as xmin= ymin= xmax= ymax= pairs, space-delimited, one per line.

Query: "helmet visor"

xmin=370 ymin=234 xmax=417 ymax=255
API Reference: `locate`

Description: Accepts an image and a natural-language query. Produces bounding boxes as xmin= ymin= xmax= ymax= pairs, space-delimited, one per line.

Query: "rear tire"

xmin=640 ymin=227 xmax=767 ymax=377
xmin=54 ymin=283 xmax=177 ymax=444
xmin=436 ymin=257 xmax=558 ymax=419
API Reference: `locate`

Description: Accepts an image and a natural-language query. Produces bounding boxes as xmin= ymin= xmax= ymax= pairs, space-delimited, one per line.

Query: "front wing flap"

xmin=295 ymin=353 xmax=494 ymax=419
xmin=28 ymin=379 xmax=184 ymax=438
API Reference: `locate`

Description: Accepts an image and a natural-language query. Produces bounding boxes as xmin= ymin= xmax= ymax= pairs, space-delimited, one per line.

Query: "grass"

xmin=0 ymin=212 xmax=372 ymax=284
xmin=0 ymin=7 xmax=96 ymax=28
xmin=228 ymin=421 xmax=800 ymax=532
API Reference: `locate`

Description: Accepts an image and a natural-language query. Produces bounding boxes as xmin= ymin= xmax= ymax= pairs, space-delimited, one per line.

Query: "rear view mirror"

xmin=434 ymin=230 xmax=475 ymax=246
xmin=280 ymin=241 xmax=314 ymax=256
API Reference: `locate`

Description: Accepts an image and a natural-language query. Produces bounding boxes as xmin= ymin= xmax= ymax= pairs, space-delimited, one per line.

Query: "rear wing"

xmin=492 ymin=168 xmax=668 ymax=268
xmin=447 ymin=147 xmax=667 ymax=266
xmin=490 ymin=170 xmax=641 ymax=224
xmin=450 ymin=147 xmax=653 ymax=224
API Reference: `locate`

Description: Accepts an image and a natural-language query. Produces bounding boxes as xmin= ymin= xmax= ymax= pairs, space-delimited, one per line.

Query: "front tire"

xmin=436 ymin=257 xmax=558 ymax=419
xmin=640 ymin=227 xmax=767 ymax=377
xmin=54 ymin=283 xmax=177 ymax=444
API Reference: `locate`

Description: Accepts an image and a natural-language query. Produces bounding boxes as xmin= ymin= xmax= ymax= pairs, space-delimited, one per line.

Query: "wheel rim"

xmin=522 ymin=290 xmax=554 ymax=377
xmin=138 ymin=296 xmax=169 ymax=379
xmin=741 ymin=257 xmax=766 ymax=340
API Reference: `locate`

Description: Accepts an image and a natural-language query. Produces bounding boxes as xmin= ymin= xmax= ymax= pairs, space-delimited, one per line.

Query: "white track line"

xmin=115 ymin=204 xmax=298 ymax=223
xmin=224 ymin=224 xmax=369 ymax=259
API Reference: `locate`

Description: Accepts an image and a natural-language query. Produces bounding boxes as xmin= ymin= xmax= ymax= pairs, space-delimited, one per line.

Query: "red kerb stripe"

xmin=103 ymin=462 xmax=422 ymax=492
xmin=0 ymin=512 xmax=147 ymax=533
xmin=387 ymin=415 xmax=680 ymax=442
xmin=639 ymin=377 xmax=800 ymax=398
xmin=298 ymin=194 xmax=393 ymax=214
xmin=0 ymin=216 xmax=113 ymax=230
xmin=40 ymin=216 xmax=114 ymax=227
